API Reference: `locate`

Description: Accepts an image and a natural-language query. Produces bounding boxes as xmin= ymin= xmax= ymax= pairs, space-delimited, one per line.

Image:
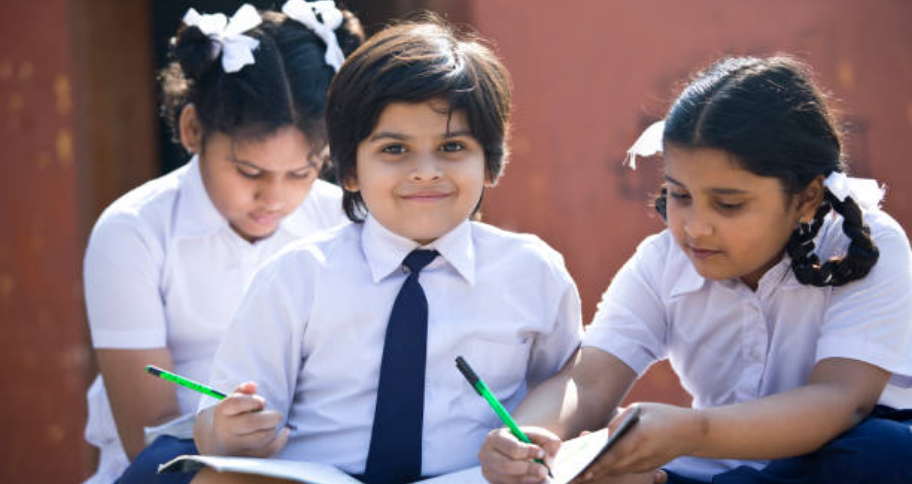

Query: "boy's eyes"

xmin=441 ymin=141 xmax=465 ymax=153
xmin=378 ymin=140 xmax=469 ymax=155
xmin=381 ymin=144 xmax=407 ymax=155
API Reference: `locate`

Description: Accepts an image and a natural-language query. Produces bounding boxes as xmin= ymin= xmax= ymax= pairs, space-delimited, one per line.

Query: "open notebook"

xmin=159 ymin=426 xmax=618 ymax=484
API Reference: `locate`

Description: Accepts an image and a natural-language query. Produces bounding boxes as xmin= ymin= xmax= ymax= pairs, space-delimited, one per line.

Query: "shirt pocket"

xmin=452 ymin=334 xmax=531 ymax=427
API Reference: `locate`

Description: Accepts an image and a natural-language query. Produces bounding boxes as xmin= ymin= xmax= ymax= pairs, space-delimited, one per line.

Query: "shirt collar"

xmin=278 ymin=199 xmax=316 ymax=238
xmin=361 ymin=216 xmax=476 ymax=286
xmin=668 ymin=256 xmax=708 ymax=298
xmin=669 ymin=248 xmax=803 ymax=298
xmin=174 ymin=155 xmax=229 ymax=238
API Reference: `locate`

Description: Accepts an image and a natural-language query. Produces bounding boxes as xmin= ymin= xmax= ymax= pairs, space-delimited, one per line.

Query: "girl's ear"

xmin=797 ymin=175 xmax=826 ymax=223
xmin=179 ymin=104 xmax=203 ymax=154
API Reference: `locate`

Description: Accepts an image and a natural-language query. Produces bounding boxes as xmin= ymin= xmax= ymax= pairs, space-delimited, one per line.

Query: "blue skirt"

xmin=665 ymin=406 xmax=912 ymax=484
xmin=115 ymin=435 xmax=198 ymax=484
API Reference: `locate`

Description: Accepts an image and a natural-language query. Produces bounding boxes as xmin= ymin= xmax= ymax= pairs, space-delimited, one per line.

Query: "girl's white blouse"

xmin=584 ymin=209 xmax=912 ymax=480
xmin=81 ymin=156 xmax=347 ymax=483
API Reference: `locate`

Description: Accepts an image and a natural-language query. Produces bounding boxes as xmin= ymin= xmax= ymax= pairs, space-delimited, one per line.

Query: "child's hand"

xmin=194 ymin=381 xmax=290 ymax=457
xmin=578 ymin=404 xmax=702 ymax=481
xmin=478 ymin=426 xmax=560 ymax=484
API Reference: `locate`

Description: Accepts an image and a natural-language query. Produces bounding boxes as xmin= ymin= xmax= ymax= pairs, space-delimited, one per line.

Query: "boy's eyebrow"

xmin=368 ymin=132 xmax=408 ymax=142
xmin=368 ymin=129 xmax=474 ymax=142
xmin=664 ymin=174 xmax=750 ymax=194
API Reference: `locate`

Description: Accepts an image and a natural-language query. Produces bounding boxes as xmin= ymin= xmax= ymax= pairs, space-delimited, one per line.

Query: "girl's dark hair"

xmin=326 ymin=15 xmax=513 ymax=222
xmin=160 ymin=6 xmax=363 ymax=159
xmin=660 ymin=55 xmax=878 ymax=286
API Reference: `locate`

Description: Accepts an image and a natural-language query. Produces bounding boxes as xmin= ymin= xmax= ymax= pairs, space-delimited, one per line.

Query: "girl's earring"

xmin=798 ymin=221 xmax=812 ymax=238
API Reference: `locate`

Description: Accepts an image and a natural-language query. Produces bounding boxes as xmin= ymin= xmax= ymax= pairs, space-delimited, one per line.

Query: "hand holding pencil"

xmin=145 ymin=366 xmax=290 ymax=458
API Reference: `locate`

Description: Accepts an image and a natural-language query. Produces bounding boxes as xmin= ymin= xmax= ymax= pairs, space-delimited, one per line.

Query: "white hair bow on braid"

xmin=183 ymin=4 xmax=262 ymax=73
xmin=622 ymin=119 xmax=886 ymax=210
xmin=623 ymin=120 xmax=665 ymax=170
xmin=822 ymin=171 xmax=885 ymax=211
xmin=282 ymin=0 xmax=346 ymax=72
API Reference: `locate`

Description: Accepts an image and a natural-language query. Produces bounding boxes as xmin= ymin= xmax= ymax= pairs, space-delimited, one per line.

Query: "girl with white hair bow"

xmin=82 ymin=3 xmax=363 ymax=483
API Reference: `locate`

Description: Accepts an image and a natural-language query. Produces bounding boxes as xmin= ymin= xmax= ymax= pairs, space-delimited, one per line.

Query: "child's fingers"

xmin=263 ymin=426 xmax=290 ymax=457
xmin=219 ymin=393 xmax=267 ymax=417
xmin=232 ymin=381 xmax=258 ymax=395
xmin=489 ymin=428 xmax=549 ymax=461
xmin=230 ymin=409 xmax=284 ymax=436
xmin=483 ymin=455 xmax=548 ymax=484
xmin=479 ymin=428 xmax=552 ymax=484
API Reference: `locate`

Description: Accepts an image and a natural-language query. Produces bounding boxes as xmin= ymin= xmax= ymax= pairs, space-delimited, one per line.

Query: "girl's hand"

xmin=580 ymin=404 xmax=704 ymax=480
xmin=195 ymin=381 xmax=290 ymax=457
xmin=478 ymin=426 xmax=561 ymax=484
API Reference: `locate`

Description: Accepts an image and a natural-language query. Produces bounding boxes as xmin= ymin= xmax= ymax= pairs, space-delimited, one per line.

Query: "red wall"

xmin=472 ymin=0 xmax=912 ymax=405
xmin=1 ymin=1 xmax=911 ymax=481
xmin=0 ymin=1 xmax=93 ymax=481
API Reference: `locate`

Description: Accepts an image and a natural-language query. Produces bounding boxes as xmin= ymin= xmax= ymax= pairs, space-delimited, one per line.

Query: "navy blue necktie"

xmin=363 ymin=249 xmax=438 ymax=484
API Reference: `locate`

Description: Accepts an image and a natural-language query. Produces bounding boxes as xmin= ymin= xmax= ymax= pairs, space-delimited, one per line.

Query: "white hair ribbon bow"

xmin=183 ymin=4 xmax=262 ymax=73
xmin=823 ymin=171 xmax=885 ymax=211
xmin=623 ymin=120 xmax=665 ymax=170
xmin=282 ymin=0 xmax=345 ymax=72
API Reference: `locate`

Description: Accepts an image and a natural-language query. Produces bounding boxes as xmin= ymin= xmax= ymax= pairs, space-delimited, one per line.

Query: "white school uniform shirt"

xmin=202 ymin=215 xmax=583 ymax=476
xmin=583 ymin=209 xmax=912 ymax=481
xmin=81 ymin=156 xmax=346 ymax=484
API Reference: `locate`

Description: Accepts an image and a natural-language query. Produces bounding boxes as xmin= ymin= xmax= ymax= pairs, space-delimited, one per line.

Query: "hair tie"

xmin=822 ymin=171 xmax=885 ymax=211
xmin=183 ymin=4 xmax=262 ymax=73
xmin=623 ymin=120 xmax=665 ymax=170
xmin=282 ymin=0 xmax=346 ymax=72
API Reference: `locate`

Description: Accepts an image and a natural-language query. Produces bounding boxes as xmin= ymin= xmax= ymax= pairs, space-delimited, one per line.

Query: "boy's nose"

xmin=410 ymin=153 xmax=443 ymax=181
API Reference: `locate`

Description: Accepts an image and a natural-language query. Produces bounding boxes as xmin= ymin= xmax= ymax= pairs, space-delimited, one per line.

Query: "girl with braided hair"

xmin=479 ymin=55 xmax=912 ymax=484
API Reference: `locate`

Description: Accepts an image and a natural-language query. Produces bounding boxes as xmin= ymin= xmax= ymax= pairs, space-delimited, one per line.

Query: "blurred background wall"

xmin=1 ymin=0 xmax=910 ymax=481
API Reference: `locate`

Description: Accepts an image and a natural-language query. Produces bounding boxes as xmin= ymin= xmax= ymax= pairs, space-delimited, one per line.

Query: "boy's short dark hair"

xmin=326 ymin=16 xmax=513 ymax=222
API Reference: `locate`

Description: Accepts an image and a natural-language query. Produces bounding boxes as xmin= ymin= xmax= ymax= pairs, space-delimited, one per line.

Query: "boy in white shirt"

xmin=192 ymin=17 xmax=584 ymax=484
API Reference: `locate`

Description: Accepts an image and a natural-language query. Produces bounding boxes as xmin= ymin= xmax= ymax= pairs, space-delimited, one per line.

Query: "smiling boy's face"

xmin=347 ymin=100 xmax=490 ymax=244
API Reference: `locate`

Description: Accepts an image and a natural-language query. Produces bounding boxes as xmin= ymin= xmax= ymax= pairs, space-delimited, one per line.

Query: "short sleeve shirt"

xmin=583 ymin=209 xmax=912 ymax=479
xmin=202 ymin=216 xmax=584 ymax=476
xmin=81 ymin=156 xmax=346 ymax=484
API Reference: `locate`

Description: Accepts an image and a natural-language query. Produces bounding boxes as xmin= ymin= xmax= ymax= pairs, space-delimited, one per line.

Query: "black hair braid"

xmin=786 ymin=190 xmax=879 ymax=286
xmin=826 ymin=192 xmax=879 ymax=284
xmin=786 ymin=199 xmax=831 ymax=285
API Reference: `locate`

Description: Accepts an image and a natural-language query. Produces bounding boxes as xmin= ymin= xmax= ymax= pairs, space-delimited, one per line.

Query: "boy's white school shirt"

xmin=202 ymin=215 xmax=584 ymax=476
xmin=584 ymin=209 xmax=912 ymax=481
xmin=81 ymin=156 xmax=346 ymax=484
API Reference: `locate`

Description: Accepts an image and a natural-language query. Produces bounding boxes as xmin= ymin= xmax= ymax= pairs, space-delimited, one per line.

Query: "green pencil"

xmin=455 ymin=356 xmax=553 ymax=477
xmin=144 ymin=365 xmax=227 ymax=400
